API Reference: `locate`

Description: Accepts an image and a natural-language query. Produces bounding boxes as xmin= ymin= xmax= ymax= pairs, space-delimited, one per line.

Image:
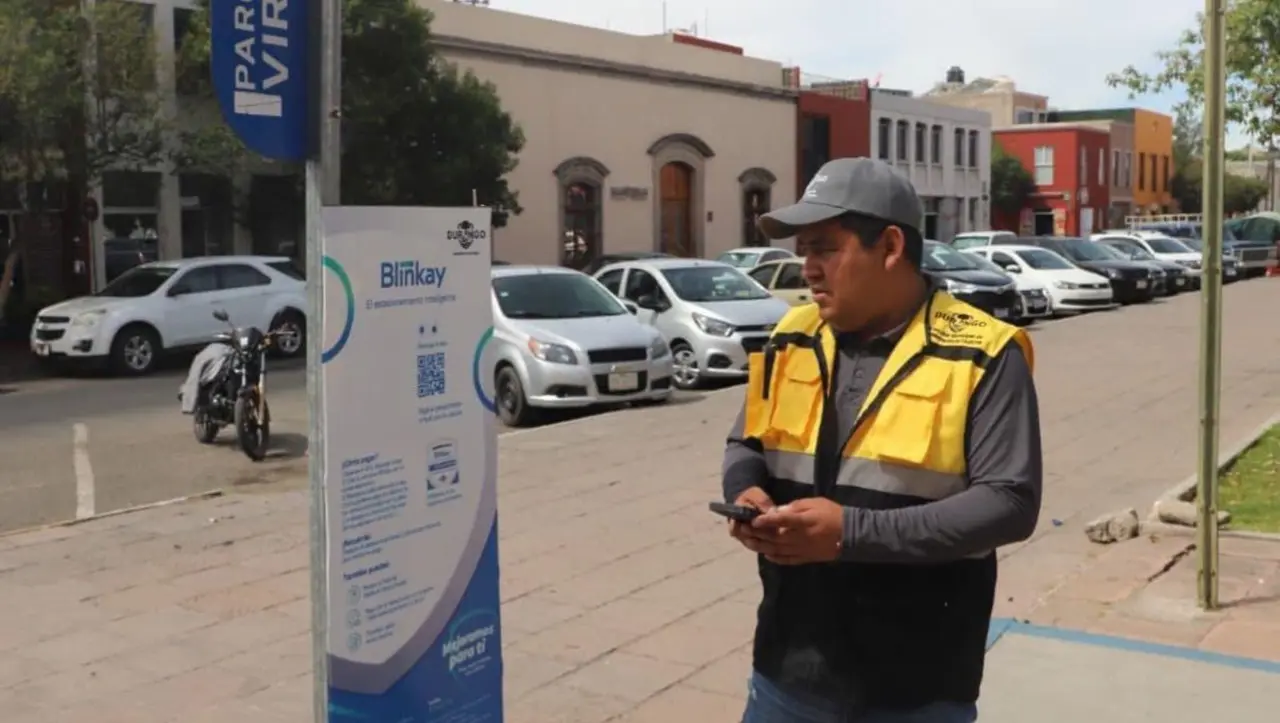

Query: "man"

xmin=722 ymin=157 xmax=1042 ymax=723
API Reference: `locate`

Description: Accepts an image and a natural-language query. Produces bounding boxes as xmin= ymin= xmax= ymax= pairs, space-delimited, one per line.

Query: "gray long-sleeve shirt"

xmin=721 ymin=327 xmax=1042 ymax=564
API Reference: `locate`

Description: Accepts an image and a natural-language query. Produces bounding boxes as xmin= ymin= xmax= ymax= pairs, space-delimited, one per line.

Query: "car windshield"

xmin=492 ymin=273 xmax=626 ymax=319
xmin=1107 ymin=243 xmax=1153 ymax=260
xmin=1147 ymin=237 xmax=1191 ymax=254
xmin=922 ymin=242 xmax=980 ymax=271
xmin=966 ymin=254 xmax=1004 ymax=273
xmin=96 ymin=265 xmax=178 ymax=297
xmin=1056 ymin=239 xmax=1112 ymax=262
xmin=662 ymin=266 xmax=771 ymax=301
xmin=1017 ymin=248 xmax=1074 ymax=269
xmin=715 ymin=251 xmax=761 ymax=268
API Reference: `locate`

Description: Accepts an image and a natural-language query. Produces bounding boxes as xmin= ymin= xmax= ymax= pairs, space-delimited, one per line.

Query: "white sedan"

xmin=962 ymin=251 xmax=1052 ymax=321
xmin=966 ymin=245 xmax=1115 ymax=315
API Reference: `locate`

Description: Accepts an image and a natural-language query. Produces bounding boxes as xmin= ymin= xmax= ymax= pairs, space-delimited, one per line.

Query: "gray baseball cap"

xmin=758 ymin=157 xmax=925 ymax=240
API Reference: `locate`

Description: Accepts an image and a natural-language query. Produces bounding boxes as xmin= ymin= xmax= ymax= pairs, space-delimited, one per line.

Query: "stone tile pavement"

xmin=3 ymin=279 xmax=1280 ymax=720
xmin=1023 ymin=532 xmax=1280 ymax=660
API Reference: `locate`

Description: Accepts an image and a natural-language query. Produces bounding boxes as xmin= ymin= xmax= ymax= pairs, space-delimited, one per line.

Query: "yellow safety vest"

xmin=742 ymin=290 xmax=1033 ymax=501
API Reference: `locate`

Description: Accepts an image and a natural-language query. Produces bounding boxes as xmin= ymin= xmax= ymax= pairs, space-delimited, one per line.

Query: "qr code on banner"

xmin=416 ymin=352 xmax=446 ymax=398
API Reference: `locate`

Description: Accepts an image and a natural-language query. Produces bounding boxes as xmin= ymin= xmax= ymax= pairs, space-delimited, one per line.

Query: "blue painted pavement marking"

xmin=987 ymin=617 xmax=1280 ymax=675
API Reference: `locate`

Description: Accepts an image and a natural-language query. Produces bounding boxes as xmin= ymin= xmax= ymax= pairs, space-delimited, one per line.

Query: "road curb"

xmin=0 ymin=489 xmax=224 ymax=539
xmin=1148 ymin=407 xmax=1280 ymax=528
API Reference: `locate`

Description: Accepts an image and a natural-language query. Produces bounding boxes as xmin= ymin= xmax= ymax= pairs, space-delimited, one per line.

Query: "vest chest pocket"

xmin=767 ymin=351 xmax=824 ymax=445
xmin=871 ymin=371 xmax=950 ymax=466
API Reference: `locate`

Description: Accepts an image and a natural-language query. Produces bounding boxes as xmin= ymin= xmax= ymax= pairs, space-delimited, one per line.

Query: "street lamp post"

xmin=1196 ymin=0 xmax=1226 ymax=611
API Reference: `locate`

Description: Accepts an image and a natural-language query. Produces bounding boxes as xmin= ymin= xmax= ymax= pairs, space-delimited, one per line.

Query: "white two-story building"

xmin=869 ymin=89 xmax=992 ymax=243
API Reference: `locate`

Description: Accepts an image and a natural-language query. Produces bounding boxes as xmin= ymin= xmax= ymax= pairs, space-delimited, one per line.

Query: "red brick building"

xmin=794 ymin=78 xmax=872 ymax=197
xmin=992 ymin=124 xmax=1111 ymax=237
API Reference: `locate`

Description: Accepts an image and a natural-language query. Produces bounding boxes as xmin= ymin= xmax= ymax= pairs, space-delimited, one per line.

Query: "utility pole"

xmin=306 ymin=0 xmax=341 ymax=719
xmin=1196 ymin=0 xmax=1226 ymax=611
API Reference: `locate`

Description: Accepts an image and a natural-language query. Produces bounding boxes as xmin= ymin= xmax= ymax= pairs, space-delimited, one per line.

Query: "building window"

xmin=968 ymin=197 xmax=978 ymax=230
xmin=102 ymin=171 xmax=161 ymax=283
xmin=1080 ymin=147 xmax=1087 ymax=185
xmin=915 ymin=123 xmax=926 ymax=163
xmin=953 ymin=128 xmax=964 ymax=166
xmin=1138 ymin=152 xmax=1146 ymax=190
xmin=1033 ymin=146 xmax=1054 ymax=185
xmin=1150 ymin=154 xmax=1158 ymax=192
xmin=1123 ymin=152 xmax=1132 ymax=187
xmin=1162 ymin=155 xmax=1170 ymax=192
xmin=173 ymin=7 xmax=203 ymax=96
xmin=553 ymin=156 xmax=609 ymax=269
xmin=1112 ymin=150 xmax=1121 ymax=186
xmin=896 ymin=120 xmax=909 ymax=161
xmin=967 ymin=130 xmax=979 ymax=168
xmin=800 ymin=114 xmax=831 ymax=189
xmin=739 ymin=168 xmax=776 ymax=248
xmin=1098 ymin=148 xmax=1105 ymax=186
xmin=877 ymin=118 xmax=891 ymax=160
xmin=1014 ymin=108 xmax=1035 ymax=124
xmin=930 ymin=125 xmax=942 ymax=164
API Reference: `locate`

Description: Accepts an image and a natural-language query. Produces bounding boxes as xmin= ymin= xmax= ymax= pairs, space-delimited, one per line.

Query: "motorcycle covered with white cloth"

xmin=177 ymin=309 xmax=284 ymax=461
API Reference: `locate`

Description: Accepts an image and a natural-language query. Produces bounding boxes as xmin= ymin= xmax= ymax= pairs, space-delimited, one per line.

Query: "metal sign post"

xmin=306 ymin=0 xmax=342 ymax=719
xmin=1196 ymin=0 xmax=1226 ymax=611
xmin=210 ymin=0 xmax=340 ymax=718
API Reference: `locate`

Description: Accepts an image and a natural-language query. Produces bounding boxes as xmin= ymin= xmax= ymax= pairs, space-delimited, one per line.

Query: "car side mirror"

xmin=212 ymin=309 xmax=230 ymax=322
xmin=1003 ymin=265 xmax=1020 ymax=273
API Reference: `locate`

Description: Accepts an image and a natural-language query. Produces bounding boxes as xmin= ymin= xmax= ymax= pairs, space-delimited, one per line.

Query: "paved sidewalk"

xmin=3 ymin=279 xmax=1280 ymax=721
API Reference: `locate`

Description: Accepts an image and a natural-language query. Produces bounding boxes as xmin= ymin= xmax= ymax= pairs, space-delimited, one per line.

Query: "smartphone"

xmin=709 ymin=502 xmax=761 ymax=523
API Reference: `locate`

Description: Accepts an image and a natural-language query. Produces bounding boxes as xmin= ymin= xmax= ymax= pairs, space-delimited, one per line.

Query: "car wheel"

xmin=110 ymin=325 xmax=160 ymax=376
xmin=272 ymin=310 xmax=305 ymax=358
xmin=670 ymin=342 xmax=701 ymax=390
xmin=495 ymin=366 xmax=537 ymax=427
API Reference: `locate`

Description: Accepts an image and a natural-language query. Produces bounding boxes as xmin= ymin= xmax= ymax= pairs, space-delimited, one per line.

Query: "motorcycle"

xmin=181 ymin=309 xmax=281 ymax=461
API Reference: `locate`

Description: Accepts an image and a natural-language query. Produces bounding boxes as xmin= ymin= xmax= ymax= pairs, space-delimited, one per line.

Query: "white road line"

xmin=73 ymin=423 xmax=95 ymax=519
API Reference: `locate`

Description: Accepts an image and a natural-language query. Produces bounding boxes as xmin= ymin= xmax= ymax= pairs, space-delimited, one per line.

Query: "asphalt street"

xmin=0 ymin=359 xmax=714 ymax=533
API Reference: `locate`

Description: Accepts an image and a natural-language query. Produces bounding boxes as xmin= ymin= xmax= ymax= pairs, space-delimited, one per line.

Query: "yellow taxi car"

xmin=746 ymin=258 xmax=812 ymax=306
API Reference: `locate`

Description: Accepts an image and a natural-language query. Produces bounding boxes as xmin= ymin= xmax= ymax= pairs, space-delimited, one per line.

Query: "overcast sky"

xmin=478 ymin=0 xmax=1248 ymax=146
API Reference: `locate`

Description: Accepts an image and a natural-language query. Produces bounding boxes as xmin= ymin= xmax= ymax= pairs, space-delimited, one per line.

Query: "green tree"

xmin=1106 ymin=0 xmax=1280 ymax=146
xmin=1166 ymin=158 xmax=1270 ymax=214
xmin=989 ymin=143 xmax=1036 ymax=216
xmin=1224 ymin=171 xmax=1269 ymax=213
xmin=175 ymin=0 xmax=525 ymax=225
xmin=0 ymin=0 xmax=165 ymax=317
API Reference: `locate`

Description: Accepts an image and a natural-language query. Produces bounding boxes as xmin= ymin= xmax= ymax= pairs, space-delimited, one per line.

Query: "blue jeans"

xmin=742 ymin=671 xmax=978 ymax=723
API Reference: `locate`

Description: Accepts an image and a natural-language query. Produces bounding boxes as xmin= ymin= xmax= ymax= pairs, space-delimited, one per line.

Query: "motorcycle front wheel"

xmin=234 ymin=395 xmax=271 ymax=462
xmin=193 ymin=405 xmax=220 ymax=444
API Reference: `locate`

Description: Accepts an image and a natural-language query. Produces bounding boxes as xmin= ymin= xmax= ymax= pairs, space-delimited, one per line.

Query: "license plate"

xmin=1136 ymin=280 xmax=1147 ymax=289
xmin=608 ymin=372 xmax=639 ymax=391
xmin=1176 ymin=277 xmax=1187 ymax=285
xmin=32 ymin=342 xmax=49 ymax=356
xmin=994 ymin=308 xmax=1009 ymax=319
xmin=1227 ymin=268 xmax=1238 ymax=276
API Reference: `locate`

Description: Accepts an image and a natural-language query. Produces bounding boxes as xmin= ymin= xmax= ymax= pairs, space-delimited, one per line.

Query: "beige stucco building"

xmin=424 ymin=1 xmax=797 ymax=266
xmin=926 ymin=69 xmax=1049 ymax=128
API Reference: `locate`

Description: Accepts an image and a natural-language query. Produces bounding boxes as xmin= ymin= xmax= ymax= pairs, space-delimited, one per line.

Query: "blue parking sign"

xmin=210 ymin=0 xmax=310 ymax=161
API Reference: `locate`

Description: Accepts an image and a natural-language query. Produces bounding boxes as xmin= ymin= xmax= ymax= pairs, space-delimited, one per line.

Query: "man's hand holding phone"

xmin=725 ymin=487 xmax=775 ymax=549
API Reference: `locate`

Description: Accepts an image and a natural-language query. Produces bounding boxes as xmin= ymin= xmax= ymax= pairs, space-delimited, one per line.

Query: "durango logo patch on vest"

xmin=931 ymin=310 xmax=988 ymax=345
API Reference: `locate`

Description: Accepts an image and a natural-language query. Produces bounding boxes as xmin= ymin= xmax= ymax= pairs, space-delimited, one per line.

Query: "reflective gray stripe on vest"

xmin=763 ymin=449 xmax=967 ymax=501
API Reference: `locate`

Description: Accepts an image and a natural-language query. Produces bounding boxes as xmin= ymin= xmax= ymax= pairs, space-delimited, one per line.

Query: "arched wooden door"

xmin=659 ymin=162 xmax=693 ymax=257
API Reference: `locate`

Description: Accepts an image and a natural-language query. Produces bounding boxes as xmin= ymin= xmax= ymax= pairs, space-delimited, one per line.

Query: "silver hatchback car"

xmin=488 ymin=266 xmax=674 ymax=426
xmin=594 ymin=259 xmax=790 ymax=390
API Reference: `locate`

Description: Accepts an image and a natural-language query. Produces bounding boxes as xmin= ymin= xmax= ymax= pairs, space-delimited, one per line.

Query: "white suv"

xmin=30 ymin=255 xmax=307 ymax=375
